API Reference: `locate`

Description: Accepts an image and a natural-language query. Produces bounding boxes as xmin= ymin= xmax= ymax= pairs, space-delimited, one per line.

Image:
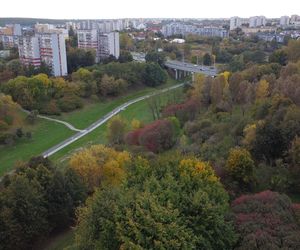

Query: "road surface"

xmin=165 ymin=60 xmax=218 ymax=76
xmin=42 ymin=83 xmax=184 ymax=158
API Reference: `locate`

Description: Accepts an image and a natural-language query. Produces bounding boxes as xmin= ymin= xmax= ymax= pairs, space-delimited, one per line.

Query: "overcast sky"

xmin=1 ymin=0 xmax=299 ymax=19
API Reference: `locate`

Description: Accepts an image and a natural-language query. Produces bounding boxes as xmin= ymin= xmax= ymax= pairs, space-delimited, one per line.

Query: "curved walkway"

xmin=42 ymin=83 xmax=184 ymax=158
xmin=37 ymin=115 xmax=84 ymax=132
xmin=21 ymin=109 xmax=84 ymax=132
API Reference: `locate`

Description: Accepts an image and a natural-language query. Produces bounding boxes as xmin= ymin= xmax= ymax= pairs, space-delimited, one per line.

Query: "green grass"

xmin=51 ymin=79 xmax=178 ymax=129
xmin=0 ymin=79 xmax=176 ymax=176
xmin=50 ymin=87 xmax=184 ymax=164
xmin=0 ymin=120 xmax=75 ymax=176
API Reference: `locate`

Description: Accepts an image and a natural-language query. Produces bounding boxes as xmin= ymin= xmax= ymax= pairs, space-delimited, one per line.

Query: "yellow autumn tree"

xmin=69 ymin=145 xmax=131 ymax=192
xmin=225 ymin=148 xmax=255 ymax=185
xmin=179 ymin=158 xmax=218 ymax=183
xmin=191 ymin=73 xmax=205 ymax=99
xmin=256 ymin=79 xmax=269 ymax=100
xmin=131 ymin=118 xmax=143 ymax=130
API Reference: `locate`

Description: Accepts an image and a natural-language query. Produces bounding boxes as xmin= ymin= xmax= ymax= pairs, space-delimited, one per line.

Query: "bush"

xmin=232 ymin=191 xmax=300 ymax=250
xmin=57 ymin=95 xmax=83 ymax=112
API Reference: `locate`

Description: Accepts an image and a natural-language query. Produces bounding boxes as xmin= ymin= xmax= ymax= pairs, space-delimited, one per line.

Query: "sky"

xmin=1 ymin=0 xmax=300 ymax=19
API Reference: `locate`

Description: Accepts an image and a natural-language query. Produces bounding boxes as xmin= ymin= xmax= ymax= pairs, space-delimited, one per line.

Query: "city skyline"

xmin=0 ymin=0 xmax=299 ymax=19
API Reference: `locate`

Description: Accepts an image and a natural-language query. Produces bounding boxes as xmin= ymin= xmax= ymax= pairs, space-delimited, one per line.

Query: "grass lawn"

xmin=50 ymin=87 xmax=184 ymax=164
xmin=0 ymin=80 xmax=179 ymax=176
xmin=51 ymin=79 xmax=178 ymax=129
xmin=0 ymin=119 xmax=75 ymax=176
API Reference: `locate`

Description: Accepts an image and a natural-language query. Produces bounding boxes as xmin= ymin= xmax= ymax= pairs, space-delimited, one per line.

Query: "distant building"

xmin=162 ymin=23 xmax=228 ymax=38
xmin=18 ymin=36 xmax=41 ymax=67
xmin=0 ymin=24 xmax=22 ymax=48
xmin=280 ymin=16 xmax=290 ymax=27
xmin=77 ymin=29 xmax=98 ymax=50
xmin=97 ymin=32 xmax=120 ymax=62
xmin=249 ymin=16 xmax=266 ymax=28
xmin=35 ymin=23 xmax=69 ymax=40
xmin=18 ymin=33 xmax=68 ymax=76
xmin=230 ymin=16 xmax=242 ymax=30
xmin=77 ymin=29 xmax=120 ymax=62
xmin=38 ymin=33 xmax=68 ymax=76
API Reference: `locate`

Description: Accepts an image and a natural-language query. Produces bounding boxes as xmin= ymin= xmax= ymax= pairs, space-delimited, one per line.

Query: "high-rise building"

xmin=230 ymin=16 xmax=242 ymax=30
xmin=97 ymin=32 xmax=120 ymax=62
xmin=18 ymin=33 xmax=68 ymax=76
xmin=77 ymin=29 xmax=120 ymax=63
xmin=18 ymin=36 xmax=41 ymax=67
xmin=280 ymin=16 xmax=290 ymax=27
xmin=77 ymin=29 xmax=98 ymax=50
xmin=38 ymin=33 xmax=68 ymax=76
xmin=249 ymin=16 xmax=266 ymax=28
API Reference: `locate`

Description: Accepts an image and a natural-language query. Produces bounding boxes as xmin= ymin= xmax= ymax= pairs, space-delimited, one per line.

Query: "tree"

xmin=252 ymin=121 xmax=287 ymax=164
xmin=286 ymin=39 xmax=300 ymax=62
xmin=118 ymin=51 xmax=133 ymax=63
xmin=107 ymin=115 xmax=128 ymax=145
xmin=143 ymin=62 xmax=167 ymax=87
xmin=67 ymin=48 xmax=95 ymax=73
xmin=0 ymin=157 xmax=87 ymax=250
xmin=69 ymin=145 xmax=130 ymax=192
xmin=256 ymin=79 xmax=270 ymax=100
xmin=203 ymin=53 xmax=212 ymax=66
xmin=226 ymin=148 xmax=255 ymax=186
xmin=75 ymin=155 xmax=237 ymax=249
xmin=99 ymin=74 xmax=127 ymax=96
xmin=269 ymin=49 xmax=288 ymax=65
xmin=145 ymin=51 xmax=166 ymax=67
xmin=232 ymin=191 xmax=300 ymax=250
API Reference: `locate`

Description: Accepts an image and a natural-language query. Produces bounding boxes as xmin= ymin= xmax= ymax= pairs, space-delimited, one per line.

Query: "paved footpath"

xmin=42 ymin=83 xmax=184 ymax=158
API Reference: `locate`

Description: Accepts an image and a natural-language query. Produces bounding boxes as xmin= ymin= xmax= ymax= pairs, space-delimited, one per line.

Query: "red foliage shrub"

xmin=125 ymin=119 xmax=176 ymax=153
xmin=232 ymin=190 xmax=300 ymax=249
xmin=162 ymin=98 xmax=200 ymax=123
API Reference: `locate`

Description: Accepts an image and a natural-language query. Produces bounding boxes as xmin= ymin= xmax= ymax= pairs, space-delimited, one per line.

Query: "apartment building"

xmin=18 ymin=36 xmax=41 ymax=67
xmin=0 ymin=24 xmax=22 ymax=48
xmin=280 ymin=16 xmax=290 ymax=27
xmin=77 ymin=29 xmax=120 ymax=62
xmin=18 ymin=33 xmax=68 ymax=76
xmin=38 ymin=33 xmax=68 ymax=76
xmin=249 ymin=16 xmax=266 ymax=28
xmin=161 ymin=23 xmax=228 ymax=38
xmin=77 ymin=29 xmax=98 ymax=50
xmin=97 ymin=32 xmax=120 ymax=62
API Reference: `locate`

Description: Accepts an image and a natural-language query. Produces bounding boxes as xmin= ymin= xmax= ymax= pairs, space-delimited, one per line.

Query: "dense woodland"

xmin=0 ymin=33 xmax=300 ymax=249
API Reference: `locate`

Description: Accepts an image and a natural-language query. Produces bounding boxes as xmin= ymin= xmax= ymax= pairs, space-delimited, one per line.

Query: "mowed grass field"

xmin=0 ymin=120 xmax=75 ymax=176
xmin=50 ymin=87 xmax=183 ymax=164
xmin=0 ymin=79 xmax=180 ymax=176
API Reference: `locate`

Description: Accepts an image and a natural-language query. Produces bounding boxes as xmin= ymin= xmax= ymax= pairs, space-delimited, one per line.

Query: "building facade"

xmin=77 ymin=29 xmax=120 ymax=62
xmin=249 ymin=16 xmax=266 ymax=28
xmin=280 ymin=16 xmax=290 ymax=27
xmin=161 ymin=23 xmax=228 ymax=38
xmin=18 ymin=33 xmax=68 ymax=76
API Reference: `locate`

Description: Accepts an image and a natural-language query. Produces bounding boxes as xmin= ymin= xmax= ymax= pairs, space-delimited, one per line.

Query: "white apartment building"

xmin=18 ymin=36 xmax=41 ymax=67
xmin=77 ymin=29 xmax=98 ymax=50
xmin=97 ymin=32 xmax=120 ymax=62
xmin=18 ymin=33 xmax=68 ymax=76
xmin=77 ymin=29 xmax=120 ymax=63
xmin=230 ymin=17 xmax=242 ymax=30
xmin=249 ymin=16 xmax=266 ymax=28
xmin=280 ymin=16 xmax=290 ymax=27
xmin=38 ymin=33 xmax=68 ymax=76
